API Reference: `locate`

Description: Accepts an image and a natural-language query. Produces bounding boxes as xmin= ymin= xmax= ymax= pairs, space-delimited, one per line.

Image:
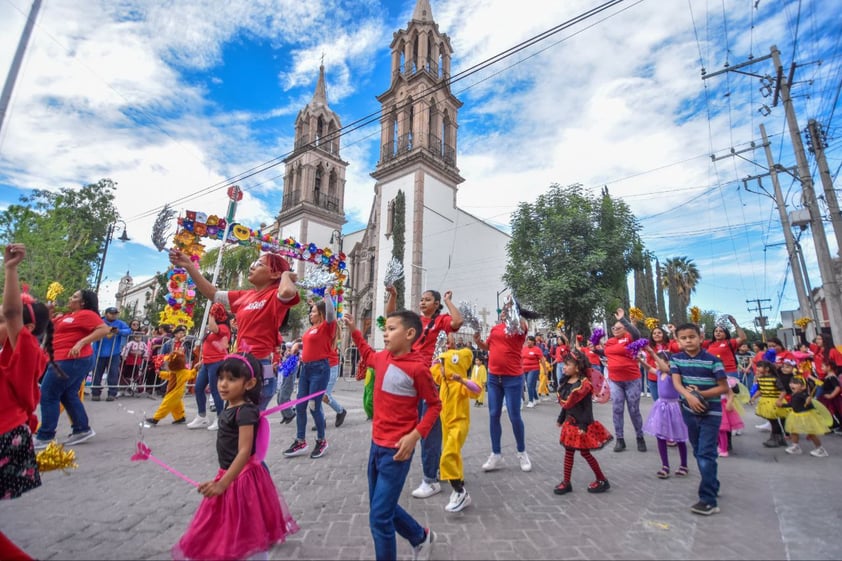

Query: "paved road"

xmin=2 ymin=378 xmax=838 ymax=560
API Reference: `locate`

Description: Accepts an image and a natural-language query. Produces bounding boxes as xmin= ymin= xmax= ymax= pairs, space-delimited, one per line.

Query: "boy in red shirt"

xmin=342 ymin=311 xmax=441 ymax=561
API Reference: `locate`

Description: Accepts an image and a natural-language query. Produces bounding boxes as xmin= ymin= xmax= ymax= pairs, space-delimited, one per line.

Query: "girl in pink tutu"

xmin=717 ymin=377 xmax=745 ymax=457
xmin=553 ymin=351 xmax=612 ymax=495
xmin=640 ymin=347 xmax=689 ymax=478
xmin=173 ymin=352 xmax=299 ymax=561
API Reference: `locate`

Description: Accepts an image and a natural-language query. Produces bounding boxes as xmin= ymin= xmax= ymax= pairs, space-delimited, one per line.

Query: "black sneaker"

xmin=310 ymin=439 xmax=328 ymax=459
xmin=335 ymin=409 xmax=347 ymax=427
xmin=106 ymin=395 xmax=116 ymax=402
xmin=613 ymin=438 xmax=626 ymax=452
xmin=690 ymin=501 xmax=720 ymax=515
xmin=172 ymin=417 xmax=187 ymax=424
xmin=636 ymin=436 xmax=647 ymax=452
xmin=91 ymin=395 xmax=101 ymax=402
xmin=283 ymin=439 xmax=308 ymax=457
xmin=145 ymin=417 xmax=158 ymax=426
xmin=280 ymin=414 xmax=296 ymax=425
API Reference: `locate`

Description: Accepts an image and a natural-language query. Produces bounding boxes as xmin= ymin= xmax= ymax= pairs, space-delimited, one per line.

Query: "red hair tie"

xmin=21 ymin=285 xmax=36 ymax=325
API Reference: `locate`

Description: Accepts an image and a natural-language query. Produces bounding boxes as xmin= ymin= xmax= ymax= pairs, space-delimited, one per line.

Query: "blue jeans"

xmin=368 ymin=442 xmax=425 ymax=561
xmin=525 ymin=369 xmax=539 ymax=403
xmin=418 ymin=400 xmax=442 ymax=483
xmin=325 ymin=364 xmax=344 ymax=414
xmin=681 ymin=409 xmax=721 ymax=507
xmin=296 ymin=359 xmax=330 ymax=440
xmin=91 ymin=354 xmax=120 ymax=397
xmin=194 ymin=360 xmax=223 ymax=415
xmin=37 ymin=357 xmax=94 ymax=440
xmin=258 ymin=359 xmax=277 ymax=411
xmin=487 ymin=373 xmax=526 ymax=454
xmin=647 ymin=378 xmax=659 ymax=401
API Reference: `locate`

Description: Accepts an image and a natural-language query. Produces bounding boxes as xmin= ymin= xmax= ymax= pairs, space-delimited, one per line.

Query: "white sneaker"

xmin=732 ymin=429 xmax=743 ymax=436
xmin=755 ymin=421 xmax=771 ymax=432
xmin=517 ymin=451 xmax=532 ymax=472
xmin=810 ymin=446 xmax=829 ymax=457
xmin=187 ymin=416 xmax=209 ymax=429
xmin=445 ymin=489 xmax=471 ymax=512
xmin=482 ymin=453 xmax=503 ymax=471
xmin=526 ymin=400 xmax=535 ymax=408
xmin=412 ymin=529 xmax=435 ymax=561
xmin=411 ymin=480 xmax=441 ymax=498
xmin=207 ymin=419 xmax=219 ymax=431
xmin=785 ymin=444 xmax=802 ymax=455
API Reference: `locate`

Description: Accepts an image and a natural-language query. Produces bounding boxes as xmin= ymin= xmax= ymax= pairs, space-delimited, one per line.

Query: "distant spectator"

xmin=91 ymin=307 xmax=131 ymax=401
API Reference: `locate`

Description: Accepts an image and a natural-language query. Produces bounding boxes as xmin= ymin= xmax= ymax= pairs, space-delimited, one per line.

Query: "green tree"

xmin=200 ymin=245 xmax=259 ymax=290
xmin=0 ymin=179 xmax=119 ymax=300
xmin=504 ymin=183 xmax=641 ymax=335
xmin=655 ymin=258 xmax=667 ymax=323
xmin=392 ymin=190 xmax=406 ymax=310
xmin=662 ymin=256 xmax=701 ymax=324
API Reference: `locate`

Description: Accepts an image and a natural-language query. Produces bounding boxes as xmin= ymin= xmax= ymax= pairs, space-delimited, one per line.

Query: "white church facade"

xmin=271 ymin=0 xmax=510 ymax=348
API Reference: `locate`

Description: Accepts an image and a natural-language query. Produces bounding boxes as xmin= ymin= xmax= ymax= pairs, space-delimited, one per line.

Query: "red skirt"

xmin=172 ymin=462 xmax=299 ymax=560
xmin=560 ymin=419 xmax=613 ymax=450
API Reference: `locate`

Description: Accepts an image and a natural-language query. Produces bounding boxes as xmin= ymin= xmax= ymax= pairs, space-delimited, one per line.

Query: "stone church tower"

xmin=272 ymin=63 xmax=348 ymax=270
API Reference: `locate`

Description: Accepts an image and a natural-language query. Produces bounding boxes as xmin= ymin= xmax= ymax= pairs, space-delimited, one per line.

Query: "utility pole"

xmin=756 ymin=123 xmax=816 ymax=339
xmin=747 ymin=298 xmax=772 ymax=342
xmin=0 ymin=0 xmax=42 ymax=139
xmin=770 ymin=45 xmax=842 ymax=341
xmin=806 ymin=119 xmax=842 ymax=256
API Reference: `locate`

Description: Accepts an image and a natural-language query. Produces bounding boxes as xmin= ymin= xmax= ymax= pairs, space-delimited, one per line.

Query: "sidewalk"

xmin=1 ymin=378 xmax=838 ymax=560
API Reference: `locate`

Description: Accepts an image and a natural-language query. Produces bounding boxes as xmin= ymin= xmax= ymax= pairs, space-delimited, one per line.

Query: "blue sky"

xmin=1 ymin=0 xmax=840 ymax=331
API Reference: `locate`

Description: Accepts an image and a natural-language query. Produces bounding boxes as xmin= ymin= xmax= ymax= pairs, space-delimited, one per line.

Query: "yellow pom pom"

xmin=36 ymin=441 xmax=78 ymax=473
xmin=629 ymin=307 xmax=645 ymax=323
xmin=46 ymin=281 xmax=65 ymax=302
xmin=644 ymin=317 xmax=660 ymax=331
xmin=690 ymin=306 xmax=701 ymax=325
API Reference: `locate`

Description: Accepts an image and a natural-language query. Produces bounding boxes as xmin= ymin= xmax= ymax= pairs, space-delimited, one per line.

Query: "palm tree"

xmin=661 ymin=256 xmax=701 ymax=324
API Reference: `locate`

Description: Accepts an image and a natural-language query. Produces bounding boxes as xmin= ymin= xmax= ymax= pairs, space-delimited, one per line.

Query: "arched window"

xmin=316 ymin=116 xmax=324 ymax=147
xmin=314 ymin=166 xmax=323 ymax=205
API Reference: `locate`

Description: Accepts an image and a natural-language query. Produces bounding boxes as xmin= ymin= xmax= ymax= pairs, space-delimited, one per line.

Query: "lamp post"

xmin=94 ymin=220 xmax=129 ymax=296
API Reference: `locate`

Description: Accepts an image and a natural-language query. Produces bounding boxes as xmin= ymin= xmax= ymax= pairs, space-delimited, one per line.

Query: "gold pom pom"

xmin=629 ymin=307 xmax=645 ymax=323
xmin=644 ymin=317 xmax=660 ymax=331
xmin=794 ymin=317 xmax=813 ymax=330
xmin=46 ymin=281 xmax=65 ymax=302
xmin=36 ymin=441 xmax=78 ymax=473
xmin=690 ymin=306 xmax=701 ymax=325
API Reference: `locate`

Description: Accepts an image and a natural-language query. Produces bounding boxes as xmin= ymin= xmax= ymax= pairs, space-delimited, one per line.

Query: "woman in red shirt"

xmin=473 ymin=303 xmax=539 ymax=473
xmin=522 ymin=336 xmax=543 ymax=408
xmin=283 ymin=293 xmax=337 ymax=460
xmin=602 ymin=308 xmax=645 ymax=453
xmin=187 ymin=303 xmax=230 ymax=431
xmin=701 ymin=315 xmax=746 ymax=379
xmin=170 ymin=249 xmax=300 ymax=411
xmin=33 ymin=289 xmax=111 ymax=449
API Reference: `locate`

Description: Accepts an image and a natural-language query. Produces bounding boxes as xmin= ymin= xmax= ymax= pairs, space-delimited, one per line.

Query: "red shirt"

xmin=201 ymin=324 xmax=231 ymax=364
xmin=554 ymin=345 xmax=570 ymax=363
xmin=703 ymin=338 xmax=739 ymax=372
xmin=521 ymin=345 xmax=542 ymax=373
xmin=484 ymin=323 xmax=527 ymax=376
xmin=301 ymin=320 xmax=338 ymax=363
xmin=51 ymin=309 xmax=104 ymax=361
xmin=0 ymin=329 xmax=47 ymax=434
xmin=226 ymin=286 xmax=300 ymax=359
xmin=583 ymin=346 xmax=602 ymax=366
xmin=352 ymin=330 xmax=441 ymax=447
xmin=603 ymin=335 xmax=640 ymax=382
xmin=412 ymin=314 xmax=454 ymax=365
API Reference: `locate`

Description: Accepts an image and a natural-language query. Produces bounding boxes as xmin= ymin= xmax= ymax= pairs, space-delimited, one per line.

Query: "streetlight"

xmin=94 ymin=220 xmax=130 ymax=295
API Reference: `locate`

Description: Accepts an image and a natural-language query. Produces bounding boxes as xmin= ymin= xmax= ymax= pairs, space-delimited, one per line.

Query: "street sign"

xmin=227 ymin=184 xmax=243 ymax=201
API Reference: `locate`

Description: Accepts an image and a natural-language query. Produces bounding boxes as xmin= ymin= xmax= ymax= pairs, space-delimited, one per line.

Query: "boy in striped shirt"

xmin=670 ymin=323 xmax=729 ymax=516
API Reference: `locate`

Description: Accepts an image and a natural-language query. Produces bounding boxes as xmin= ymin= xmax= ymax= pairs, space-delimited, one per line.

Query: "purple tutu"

xmin=643 ymin=399 xmax=689 ymax=442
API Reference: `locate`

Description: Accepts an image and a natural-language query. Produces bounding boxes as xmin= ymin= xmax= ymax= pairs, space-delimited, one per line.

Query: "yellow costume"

xmin=470 ymin=362 xmax=487 ymax=405
xmin=538 ymin=357 xmax=551 ymax=397
xmin=151 ymin=352 xmax=195 ymax=422
xmin=754 ymin=375 xmax=790 ymax=420
xmin=432 ymin=348 xmax=479 ymax=482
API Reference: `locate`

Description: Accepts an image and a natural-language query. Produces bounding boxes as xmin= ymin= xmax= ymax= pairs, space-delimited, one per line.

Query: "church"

xmin=269 ymin=0 xmax=510 ymax=348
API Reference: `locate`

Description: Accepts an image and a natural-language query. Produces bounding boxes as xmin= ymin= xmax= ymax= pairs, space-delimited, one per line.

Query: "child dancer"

xmin=718 ymin=378 xmax=744 ymax=457
xmin=173 ymin=352 xmax=298 ymax=560
xmin=470 ymin=356 xmax=487 ymax=407
xmin=554 ymin=351 xmax=612 ymax=495
xmin=784 ymin=376 xmax=831 ymax=457
xmin=343 ymin=311 xmax=441 ymax=561
xmin=0 ymin=244 xmax=51 ymax=560
xmin=432 ymin=336 xmax=480 ymax=512
xmin=145 ymin=350 xmax=195 ymax=426
xmin=751 ymin=359 xmax=790 ymax=448
xmin=640 ymin=347 xmax=689 ymax=478
xmin=817 ymin=361 xmax=842 ymax=432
